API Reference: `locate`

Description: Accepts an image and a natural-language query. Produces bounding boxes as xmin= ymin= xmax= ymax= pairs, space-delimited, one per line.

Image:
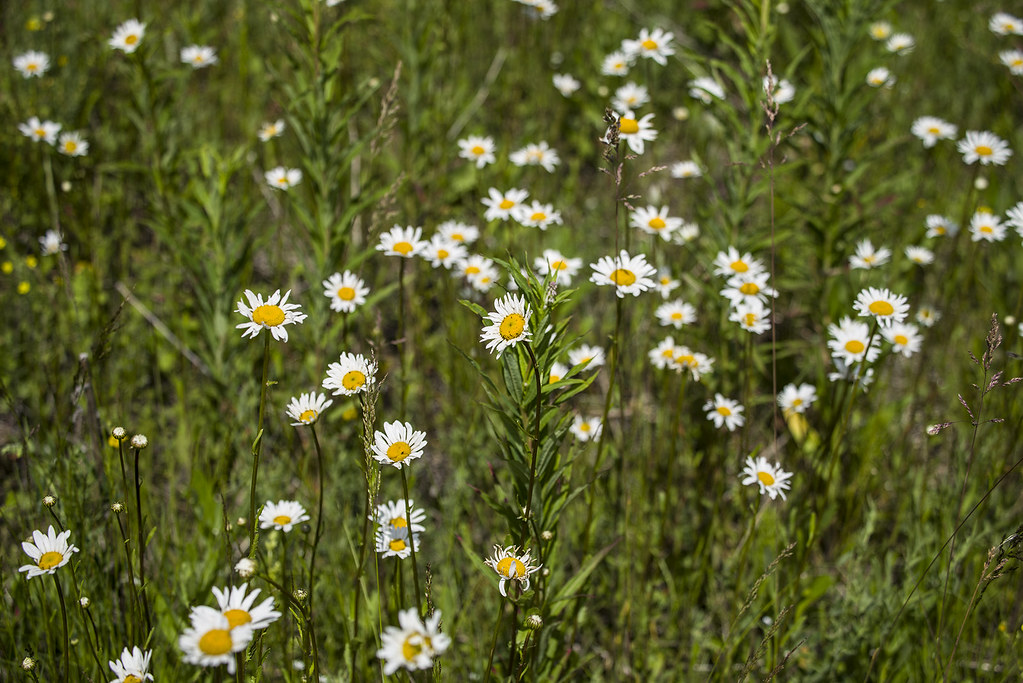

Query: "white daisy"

xmin=457 ymin=135 xmax=496 ymax=169
xmin=211 ymin=584 xmax=281 ymax=631
xmin=853 ymin=286 xmax=909 ymax=327
xmin=969 ymin=210 xmax=1006 ymax=242
xmin=704 ymin=394 xmax=744 ymax=432
xmin=848 ymin=239 xmax=891 ymax=269
xmin=422 ymin=235 xmax=468 ymax=269
xmin=569 ymin=415 xmax=602 ymax=442
xmin=258 ymin=119 xmax=285 ymax=142
xmin=869 ymin=22 xmax=892 ymax=40
xmin=509 ymin=141 xmax=560 ymax=172
xmin=866 ymin=67 xmax=895 ymax=88
xmin=377 ymin=225 xmax=427 ymax=258
xmin=730 ymin=300 xmax=772 ymax=335
xmin=57 ymin=131 xmax=89 ymax=157
xmin=375 ymin=524 xmax=420 ymax=558
xmin=109 ymin=19 xmax=146 ymax=53
xmin=534 ymin=249 xmax=582 ymax=285
xmin=1000 ymin=49 xmax=1023 ymax=75
xmin=990 ymin=12 xmax=1023 ymax=35
xmin=376 ymin=609 xmax=450 ymax=675
xmin=480 ymin=293 xmax=532 ymax=357
xmin=656 ymin=271 xmax=681 ymax=298
xmin=39 ymin=230 xmax=67 ymax=256
xmin=1006 ymin=201 xmax=1023 ymax=230
xmin=179 ymin=606 xmax=254 ymax=674
xmin=373 ymin=499 xmax=427 ymax=533
xmin=235 ymin=289 xmax=306 ymax=342
xmin=108 ymin=646 xmax=153 ymax=683
xmin=671 ymin=346 xmax=714 ymax=381
xmin=911 ymin=117 xmax=957 ymax=148
xmin=482 ymin=187 xmax=529 ymax=222
xmin=688 ymin=77 xmax=725 ymax=102
xmin=13 ymin=50 xmax=49 ymax=78
xmin=713 ymin=247 xmax=765 ymax=278
xmin=19 ymin=117 xmax=61 ymax=144
xmin=721 ymin=271 xmax=777 ymax=306
xmin=827 ymin=316 xmax=881 ymax=364
xmin=763 ymin=74 xmax=795 ymax=104
xmin=371 ymin=421 xmax=428 ymax=469
xmin=740 ymin=456 xmax=793 ymax=500
xmin=285 ymin=392 xmax=332 ymax=426
xmin=181 ymin=45 xmax=218 ymax=69
xmin=259 ymin=500 xmax=310 ymax=532
xmin=925 ymin=214 xmax=958 ymax=238
xmin=19 ymin=525 xmax=79 ymax=579
xmin=957 ymin=130 xmax=1012 ymax=166
xmin=611 ymin=82 xmax=650 ymax=111
xmin=630 ymin=205 xmax=680 ymax=240
xmin=600 ymin=50 xmax=632 ymax=76
xmin=436 ymin=220 xmax=479 ymax=244
xmin=322 ymin=271 xmax=369 ymax=313
xmin=568 ymin=344 xmax=605 ymax=369
xmin=552 ymin=73 xmax=580 ymax=97
xmin=915 ymin=306 xmax=941 ymax=328
xmin=655 ymin=299 xmax=697 ymax=329
xmin=777 ymin=383 xmax=817 ymax=415
xmin=323 ymin=352 xmax=376 ymax=396
xmin=621 ymin=27 xmax=675 ymax=65
xmin=265 ymin=166 xmax=302 ymax=190
xmin=608 ymin=110 xmax=657 ymax=155
xmin=548 ymin=361 xmax=569 ymax=384
xmin=485 ymin=545 xmax=541 ymax=597
xmin=670 ymin=160 xmax=702 ymax=179
xmin=589 ymin=250 xmax=657 ymax=297
xmin=512 ymin=201 xmax=562 ymax=230
xmin=649 ymin=337 xmax=678 ymax=370
xmin=882 ymin=322 xmax=923 ymax=357
xmin=885 ymin=33 xmax=914 ymax=54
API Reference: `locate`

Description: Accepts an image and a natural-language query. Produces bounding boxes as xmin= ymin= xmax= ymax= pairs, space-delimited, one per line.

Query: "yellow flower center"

xmin=224 ymin=609 xmax=252 ymax=629
xmin=402 ymin=636 xmax=423 ymax=661
xmin=389 ymin=516 xmax=408 ymax=528
xmin=894 ymin=334 xmax=908 ymax=345
xmin=471 ymin=145 xmax=485 ymax=155
xmin=1013 ymin=59 xmax=1023 ymax=67
xmin=273 ymin=515 xmax=292 ymax=525
xmin=496 ymin=556 xmax=526 ymax=578
xmin=38 ymin=551 xmax=64 ymax=570
xmin=757 ymin=470 xmax=775 ymax=486
xmin=389 ymin=538 xmax=407 ymax=552
xmin=976 ymin=145 xmax=993 ymax=156
xmin=844 ymin=340 xmax=865 ymax=354
xmin=927 ymin=126 xmax=940 ymax=135
xmin=437 ymin=249 xmax=449 ymax=259
xmin=465 ymin=265 xmax=481 ymax=275
xmin=675 ymin=353 xmax=694 ymax=365
xmin=551 ymin=260 xmax=567 ymax=271
xmin=125 ymin=676 xmax=142 ymax=683
xmin=194 ymin=55 xmax=204 ymax=63
xmin=743 ymin=313 xmax=756 ymax=327
xmin=610 ymin=269 xmax=636 ymax=286
xmin=386 ymin=441 xmax=412 ymax=462
xmin=739 ymin=282 xmax=759 ymax=295
xmin=648 ymin=217 xmax=666 ymax=230
xmin=338 ymin=286 xmax=356 ymax=301
xmin=198 ymin=629 xmax=233 ymax=656
xmin=35 ymin=128 xmax=45 ymax=137
xmin=499 ymin=199 xmax=515 ymax=210
xmin=980 ymin=225 xmax=993 ymax=234
xmin=450 ymin=233 xmax=463 ymax=241
xmin=934 ymin=226 xmax=946 ymax=235
xmin=791 ymin=398 xmax=803 ymax=407
xmin=125 ymin=34 xmax=139 ymax=46
xmin=342 ymin=370 xmax=366 ymax=391
xmin=252 ymin=304 xmax=286 ymax=327
xmin=27 ymin=63 xmax=39 ymax=72
xmin=619 ymin=118 xmax=640 ymax=135
xmin=730 ymin=260 xmax=748 ymax=273
xmin=393 ymin=241 xmax=413 ymax=255
xmin=716 ymin=406 xmax=732 ymax=417
xmin=579 ymin=422 xmax=591 ymax=432
xmin=64 ymin=141 xmax=77 ymax=152
xmin=499 ymin=313 xmax=526 ymax=340
xmin=670 ymin=312 xmax=682 ymax=320
xmin=530 ymin=212 xmax=546 ymax=222
xmin=868 ymin=301 xmax=894 ymax=316
xmin=299 ymin=409 xmax=317 ymax=423
xmin=641 ymin=39 xmax=658 ymax=50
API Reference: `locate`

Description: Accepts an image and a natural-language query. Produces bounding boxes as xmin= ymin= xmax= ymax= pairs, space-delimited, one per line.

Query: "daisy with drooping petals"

xmin=689 ymin=77 xmax=724 ymax=102
xmin=882 ymin=322 xmax=923 ymax=357
xmin=236 ymin=289 xmax=306 ymax=342
xmin=19 ymin=525 xmax=79 ymax=579
xmin=512 ymin=201 xmax=562 ymax=230
xmin=568 ymin=344 xmax=605 ymax=369
xmin=13 ymin=51 xmax=49 ymax=78
xmin=827 ymin=316 xmax=882 ymax=365
xmin=376 ymin=608 xmax=450 ymax=675
xmin=609 ymin=110 xmax=657 ymax=154
xmin=589 ymin=250 xmax=657 ymax=297
xmin=713 ymin=247 xmax=765 ymax=278
xmin=957 ymin=131 xmax=1012 ymax=166
xmin=569 ymin=415 xmax=602 ymax=442
xmin=916 ymin=306 xmax=941 ymax=328
xmin=1000 ymin=49 xmax=1023 ymax=75
xmin=212 ymin=584 xmax=281 ymax=631
xmin=323 ymin=352 xmax=376 ymax=396
xmin=374 ymin=499 xmax=427 ymax=533
xmin=534 ymin=249 xmax=582 ymax=285
xmin=885 ymin=33 xmax=914 ymax=54
xmin=509 ymin=141 xmax=560 ymax=172
xmin=179 ymin=606 xmax=253 ymax=674
xmin=181 ymin=45 xmax=218 ymax=68
xmin=108 ymin=646 xmax=153 ymax=683
xmin=730 ymin=300 xmax=772 ymax=335
xmin=265 ymin=167 xmax=301 ymax=190
xmin=552 ymin=73 xmax=580 ymax=96
xmin=371 ymin=421 xmax=428 ymax=469
xmin=848 ymin=239 xmax=891 ymax=269
xmin=990 ymin=12 xmax=1023 ymax=35
xmin=322 ymin=271 xmax=369 ymax=313
xmin=457 ymin=135 xmax=496 ymax=168
xmin=19 ymin=117 xmax=61 ymax=144
xmin=904 ymin=246 xmax=934 ymax=265
xmin=621 ymin=28 xmax=675 ymax=65
xmin=600 ymin=50 xmax=632 ymax=76
xmin=630 ymin=205 xmax=681 ymax=240
xmin=259 ymin=500 xmax=310 ymax=532
xmin=437 ymin=220 xmax=479 ymax=244
xmin=741 ymin=456 xmax=793 ymax=500
xmin=377 ymin=225 xmax=427 ymax=258
xmin=485 ymin=545 xmax=541 ymax=597
xmin=853 ymin=287 xmax=909 ymax=327
xmin=671 ymin=346 xmax=714 ymax=381
xmin=866 ymin=67 xmax=895 ymax=88
xmin=258 ymin=119 xmax=285 ymax=142
xmin=480 ymin=293 xmax=532 ymax=357
xmin=109 ymin=19 xmax=146 ymax=53
xmin=969 ymin=210 xmax=1006 ymax=242
xmin=375 ymin=524 xmax=419 ymax=558
xmin=57 ymin=132 xmax=89 ymax=157
xmin=655 ymin=299 xmax=697 ymax=329
xmin=911 ymin=117 xmax=957 ymax=148
xmin=286 ymin=392 xmax=332 ymax=426
xmin=777 ymin=383 xmax=817 ymax=415
xmin=704 ymin=394 xmax=744 ymax=432
xmin=675 ymin=223 xmax=698 ymax=243
xmin=671 ymin=160 xmax=702 ymax=179
xmin=611 ymin=82 xmax=650 ymax=111
xmin=925 ymin=214 xmax=957 ymax=238
xmin=482 ymin=187 xmax=529 ymax=222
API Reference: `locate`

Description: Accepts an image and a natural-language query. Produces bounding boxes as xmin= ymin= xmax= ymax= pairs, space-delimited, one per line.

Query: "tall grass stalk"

xmin=249 ymin=330 xmax=273 ymax=555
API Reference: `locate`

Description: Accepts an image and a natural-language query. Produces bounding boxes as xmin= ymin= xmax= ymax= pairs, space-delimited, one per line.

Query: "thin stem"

xmin=521 ymin=343 xmax=543 ymax=546
xmin=114 ymin=510 xmax=140 ymax=642
xmin=133 ymin=445 xmax=152 ymax=633
xmin=249 ymin=330 xmax=272 ymax=554
xmin=482 ymin=603 xmax=504 ymax=683
xmin=306 ymin=424 xmax=325 ymax=677
xmin=53 ymin=573 xmax=70 ymax=683
xmin=400 ymin=466 xmax=423 ymax=614
xmin=398 ymin=258 xmax=407 ymax=419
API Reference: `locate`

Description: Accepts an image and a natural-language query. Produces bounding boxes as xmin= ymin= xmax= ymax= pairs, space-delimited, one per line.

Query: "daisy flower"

xmin=509 ymin=141 xmax=560 ymax=172
xmin=259 ymin=500 xmax=310 ymax=532
xmin=609 ymin=110 xmax=657 ymax=154
xmin=569 ymin=415 xmax=603 ymax=442
xmin=630 ymin=205 xmax=680 ymax=240
xmin=485 ymin=545 xmax=541 ymax=597
xmin=730 ymin=300 xmax=772 ymax=335
xmin=19 ymin=117 xmax=61 ymax=144
xmin=621 ymin=27 xmax=675 ymax=65
xmin=713 ymin=247 xmax=765 ymax=278
xmin=552 ymin=73 xmax=580 ymax=97
xmin=236 ymin=289 xmax=306 ymax=342
xmin=589 ymin=250 xmax=657 ymax=297
xmin=655 ymin=299 xmax=697 ymax=329
xmin=13 ymin=50 xmax=49 ymax=78
xmin=179 ymin=606 xmax=254 ymax=674
xmin=548 ymin=361 xmax=569 ymax=383
xmin=600 ymin=50 xmax=632 ymax=76
xmin=375 ymin=524 xmax=420 ymax=558
xmin=925 ymin=214 xmax=958 ymax=238
xmin=885 ymin=33 xmax=914 ymax=54
xmin=827 ymin=316 xmax=882 ymax=364
xmin=853 ymin=286 xmax=909 ymax=327
xmin=688 ymin=77 xmax=724 ymax=102
xmin=512 ymin=201 xmax=562 ymax=230
xmin=670 ymin=160 xmax=702 ymax=179
xmin=482 ymin=187 xmax=529 ymax=222
xmin=882 ymin=322 xmax=923 ymax=357
xmin=181 ymin=45 xmax=218 ymax=69
xmin=108 ymin=646 xmax=153 ymax=683
xmin=457 ymin=253 xmax=497 ymax=282
xmin=265 ymin=167 xmax=301 ymax=190
xmin=990 ymin=12 xmax=1023 ymax=35
xmin=568 ymin=344 xmax=605 ymax=369
xmin=376 ymin=608 xmax=450 ymax=675
xmin=374 ymin=499 xmax=427 ymax=533
xmin=377 ymin=225 xmax=427 ymax=258
xmin=763 ymin=74 xmax=795 ymax=104
xmin=671 ymin=346 xmax=714 ymax=381
xmin=611 ymin=82 xmax=650 ymax=111
xmin=704 ymin=394 xmax=744 ymax=431
xmin=957 ymin=131 xmax=1012 ymax=166
xmin=480 ymin=293 xmax=532 ymax=357
xmin=57 ymin=132 xmax=88 ymax=157
xmin=258 ymin=119 xmax=285 ymax=142
xmin=323 ymin=352 xmax=376 ymax=396
xmin=19 ymin=525 xmax=79 ymax=578
xmin=656 ymin=271 xmax=680 ymax=298
xmin=457 ymin=135 xmax=496 ymax=168
xmin=849 ymin=239 xmax=891 ymax=269
xmin=322 ymin=271 xmax=369 ymax=313
xmin=211 ymin=584 xmax=281 ymax=631
xmin=371 ymin=421 xmax=428 ymax=469
xmin=285 ymin=392 xmax=332 ymax=426
xmin=916 ymin=306 xmax=941 ymax=327
xmin=437 ymin=220 xmax=478 ymax=244
xmin=866 ymin=67 xmax=895 ymax=88
xmin=969 ymin=211 xmax=1006 ymax=242
xmin=109 ymin=19 xmax=146 ymax=53
xmin=740 ymin=456 xmax=793 ymax=500
xmin=911 ymin=117 xmax=957 ymax=148
xmin=777 ymin=383 xmax=817 ymax=415
xmin=422 ymin=235 xmax=467 ymax=269
xmin=534 ymin=249 xmax=582 ymax=285
xmin=1000 ymin=50 xmax=1023 ymax=75
xmin=1006 ymin=201 xmax=1023 ymax=230
xmin=39 ymin=230 xmax=67 ymax=256
xmin=904 ymin=246 xmax=934 ymax=265
xmin=721 ymin=271 xmax=777 ymax=306
xmin=869 ymin=21 xmax=892 ymax=40
xmin=649 ymin=337 xmax=678 ymax=370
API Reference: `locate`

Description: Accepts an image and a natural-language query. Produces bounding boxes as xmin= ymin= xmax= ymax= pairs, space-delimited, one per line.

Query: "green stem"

xmin=307 ymin=424 xmax=325 ymax=677
xmin=53 ymin=573 xmax=70 ymax=683
xmin=400 ymin=466 xmax=422 ymax=614
xmin=114 ymin=510 xmax=140 ymax=643
xmin=521 ymin=343 xmax=543 ymax=546
xmin=249 ymin=330 xmax=272 ymax=554
xmin=482 ymin=603 xmax=504 ymax=683
xmin=398 ymin=258 xmax=408 ymax=419
xmin=133 ymin=445 xmax=152 ymax=633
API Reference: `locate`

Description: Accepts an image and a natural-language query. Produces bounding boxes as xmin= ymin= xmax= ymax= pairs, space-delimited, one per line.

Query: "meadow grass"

xmin=3 ymin=0 xmax=1023 ymax=680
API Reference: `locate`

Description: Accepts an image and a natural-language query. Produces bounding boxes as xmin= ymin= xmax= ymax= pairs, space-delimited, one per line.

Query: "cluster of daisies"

xmin=179 ymin=584 xmax=281 ymax=674
xmin=863 ymin=21 xmax=915 ymax=89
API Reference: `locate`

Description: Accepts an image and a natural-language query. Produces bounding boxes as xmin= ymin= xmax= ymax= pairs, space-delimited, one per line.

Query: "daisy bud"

xmin=672 ymin=106 xmax=689 ymax=121
xmin=130 ymin=434 xmax=148 ymax=449
xmin=235 ymin=557 xmax=256 ymax=578
xmin=21 ymin=657 xmax=35 ymax=671
xmin=974 ymin=176 xmax=989 ymax=190
xmin=541 ymin=530 xmax=553 ymax=541
xmin=42 ymin=495 xmax=56 ymax=507
xmin=111 ymin=501 xmax=125 ymax=513
xmin=60 ymin=180 xmax=71 ymax=192
xmin=79 ymin=597 xmax=90 ymax=608
xmin=112 ymin=426 xmax=127 ymax=440
xmin=294 ymin=588 xmax=308 ymax=601
xmin=237 ymin=517 xmax=247 ymax=527
xmin=525 ymin=613 xmax=543 ymax=630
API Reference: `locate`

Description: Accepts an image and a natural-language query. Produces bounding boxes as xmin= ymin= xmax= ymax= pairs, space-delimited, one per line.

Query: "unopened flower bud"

xmin=79 ymin=597 xmax=90 ymax=608
xmin=21 ymin=657 xmax=35 ymax=671
xmin=42 ymin=495 xmax=56 ymax=508
xmin=130 ymin=434 xmax=148 ymax=449
xmin=111 ymin=502 xmax=125 ymax=513
xmin=293 ymin=588 xmax=308 ymax=601
xmin=525 ymin=613 xmax=543 ymax=630
xmin=541 ymin=530 xmax=553 ymax=541
xmin=112 ymin=427 xmax=127 ymax=440
xmin=235 ymin=558 xmax=256 ymax=578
